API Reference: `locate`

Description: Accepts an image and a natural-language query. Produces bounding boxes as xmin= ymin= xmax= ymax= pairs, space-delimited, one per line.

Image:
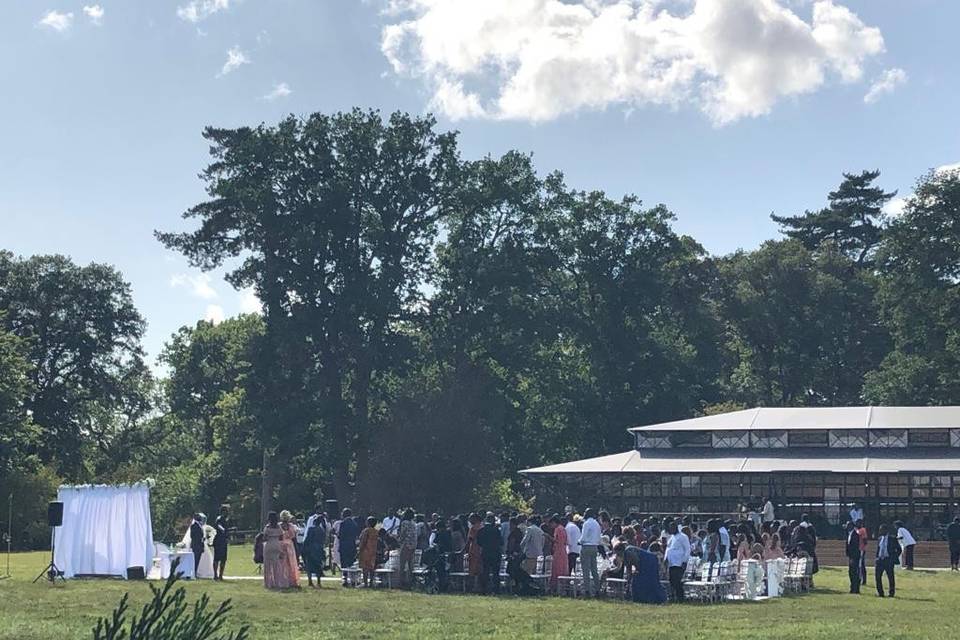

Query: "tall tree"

xmin=0 ymin=319 xmax=34 ymax=473
xmin=865 ymin=168 xmax=960 ymax=403
xmin=718 ymin=240 xmax=887 ymax=406
xmin=157 ymin=109 xmax=460 ymax=514
xmin=771 ymin=170 xmax=896 ymax=265
xmin=0 ymin=252 xmax=148 ymax=477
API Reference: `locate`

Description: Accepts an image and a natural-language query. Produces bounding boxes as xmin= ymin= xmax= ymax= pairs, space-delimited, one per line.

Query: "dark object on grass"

xmin=506 ymin=553 xmax=541 ymax=596
xmin=92 ymin=558 xmax=249 ymax=640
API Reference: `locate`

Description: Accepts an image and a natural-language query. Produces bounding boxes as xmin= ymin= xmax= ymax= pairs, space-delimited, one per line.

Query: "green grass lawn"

xmin=0 ymin=545 xmax=956 ymax=639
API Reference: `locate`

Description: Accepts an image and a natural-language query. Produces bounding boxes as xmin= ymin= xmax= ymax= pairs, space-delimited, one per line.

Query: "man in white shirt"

xmin=564 ymin=516 xmax=581 ymax=576
xmin=382 ymin=509 xmax=401 ymax=538
xmin=664 ymin=521 xmax=691 ymax=602
xmin=718 ymin=522 xmax=731 ymax=562
xmin=895 ymin=520 xmax=916 ymax=570
xmin=762 ymin=498 xmax=775 ymax=525
xmin=578 ymin=509 xmax=602 ymax=597
xmin=849 ymin=503 xmax=864 ymax=525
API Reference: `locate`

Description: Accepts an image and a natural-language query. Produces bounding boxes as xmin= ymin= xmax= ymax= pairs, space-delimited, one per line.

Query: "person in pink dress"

xmin=262 ymin=510 xmax=301 ymax=589
xmin=549 ymin=514 xmax=569 ymax=592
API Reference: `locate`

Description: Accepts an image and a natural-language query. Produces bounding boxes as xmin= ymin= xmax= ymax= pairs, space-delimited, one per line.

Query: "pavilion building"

xmin=520 ymin=406 xmax=960 ymax=536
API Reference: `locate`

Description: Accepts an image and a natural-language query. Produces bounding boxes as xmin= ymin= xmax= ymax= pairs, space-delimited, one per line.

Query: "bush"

xmin=92 ymin=559 xmax=249 ymax=640
xmin=0 ymin=466 xmax=61 ymax=550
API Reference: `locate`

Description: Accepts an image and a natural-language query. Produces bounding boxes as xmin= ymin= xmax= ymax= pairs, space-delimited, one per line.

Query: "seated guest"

xmin=764 ymin=533 xmax=785 ymax=560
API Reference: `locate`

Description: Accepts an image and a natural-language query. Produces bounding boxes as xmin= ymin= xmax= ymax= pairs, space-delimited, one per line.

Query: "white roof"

xmin=628 ymin=406 xmax=960 ymax=432
xmin=521 ymin=448 xmax=960 ymax=475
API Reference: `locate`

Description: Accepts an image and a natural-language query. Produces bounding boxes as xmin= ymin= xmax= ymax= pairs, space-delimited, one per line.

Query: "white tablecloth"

xmin=159 ymin=550 xmax=196 ymax=579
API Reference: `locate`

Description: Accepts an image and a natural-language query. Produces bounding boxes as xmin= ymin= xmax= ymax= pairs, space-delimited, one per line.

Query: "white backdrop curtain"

xmin=53 ymin=481 xmax=154 ymax=579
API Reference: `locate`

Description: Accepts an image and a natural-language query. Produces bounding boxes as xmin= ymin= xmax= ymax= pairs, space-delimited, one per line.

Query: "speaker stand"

xmin=0 ymin=495 xmax=11 ymax=580
xmin=32 ymin=527 xmax=65 ymax=583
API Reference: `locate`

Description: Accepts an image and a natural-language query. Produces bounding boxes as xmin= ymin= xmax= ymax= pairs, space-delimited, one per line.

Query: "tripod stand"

xmin=0 ymin=494 xmax=10 ymax=580
xmin=32 ymin=523 xmax=64 ymax=583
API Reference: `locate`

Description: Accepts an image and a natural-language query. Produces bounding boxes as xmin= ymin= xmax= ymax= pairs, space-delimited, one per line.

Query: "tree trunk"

xmin=259 ymin=448 xmax=274 ymax=526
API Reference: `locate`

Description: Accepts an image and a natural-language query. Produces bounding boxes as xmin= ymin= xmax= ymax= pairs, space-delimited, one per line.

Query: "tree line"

xmin=2 ymin=109 xmax=959 ymax=545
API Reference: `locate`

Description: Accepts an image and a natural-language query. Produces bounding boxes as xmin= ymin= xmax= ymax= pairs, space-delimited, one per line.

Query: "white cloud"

xmin=218 ymin=46 xmax=250 ymax=76
xmin=37 ymin=10 xmax=74 ymax=32
xmin=177 ymin=0 xmax=231 ymax=23
xmin=936 ymin=162 xmax=960 ymax=175
xmin=262 ymin=82 xmax=292 ymax=101
xmin=83 ymin=5 xmax=104 ymax=25
xmin=381 ymin=0 xmax=886 ymax=125
xmin=205 ymin=304 xmax=226 ymax=325
xmin=239 ymin=288 xmax=263 ymax=314
xmin=170 ymin=273 xmax=218 ymax=300
xmin=882 ymin=197 xmax=906 ymax=217
xmin=864 ymin=67 xmax=907 ymax=104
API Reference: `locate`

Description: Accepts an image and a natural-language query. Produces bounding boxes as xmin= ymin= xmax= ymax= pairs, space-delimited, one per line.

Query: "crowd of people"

xmin=180 ymin=499 xmax=931 ymax=602
xmin=247 ymin=498 xmax=833 ymax=601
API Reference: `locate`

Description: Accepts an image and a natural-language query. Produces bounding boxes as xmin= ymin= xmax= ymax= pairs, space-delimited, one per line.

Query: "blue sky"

xmin=2 ymin=0 xmax=958 ymax=367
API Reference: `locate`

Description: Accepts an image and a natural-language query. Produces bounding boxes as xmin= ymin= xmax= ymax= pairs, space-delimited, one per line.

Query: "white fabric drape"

xmin=53 ymin=482 xmax=154 ymax=579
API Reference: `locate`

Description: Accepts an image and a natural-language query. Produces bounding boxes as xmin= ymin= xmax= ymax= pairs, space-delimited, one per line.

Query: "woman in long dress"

xmin=357 ymin=517 xmax=379 ymax=588
xmin=549 ymin=515 xmax=569 ymax=592
xmin=263 ymin=511 xmax=299 ymax=589
xmin=179 ymin=514 xmax=215 ymax=578
xmin=466 ymin=514 xmax=482 ymax=592
xmin=279 ymin=510 xmax=301 ymax=587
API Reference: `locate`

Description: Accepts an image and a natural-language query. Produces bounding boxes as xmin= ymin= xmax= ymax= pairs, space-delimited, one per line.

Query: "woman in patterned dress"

xmin=466 ymin=513 xmax=483 ymax=592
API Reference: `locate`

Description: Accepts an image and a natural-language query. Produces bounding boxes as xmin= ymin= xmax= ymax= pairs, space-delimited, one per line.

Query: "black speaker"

xmin=324 ymin=499 xmax=339 ymax=515
xmin=126 ymin=566 xmax=146 ymax=580
xmin=47 ymin=502 xmax=63 ymax=527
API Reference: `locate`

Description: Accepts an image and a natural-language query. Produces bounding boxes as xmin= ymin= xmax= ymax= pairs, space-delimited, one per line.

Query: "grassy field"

xmin=0 ymin=546 xmax=957 ymax=640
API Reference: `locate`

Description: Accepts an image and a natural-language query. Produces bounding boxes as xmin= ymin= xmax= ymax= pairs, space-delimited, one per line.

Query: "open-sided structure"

xmin=521 ymin=407 xmax=960 ymax=535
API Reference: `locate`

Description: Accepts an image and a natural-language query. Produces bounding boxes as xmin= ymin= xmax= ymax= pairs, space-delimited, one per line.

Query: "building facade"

xmin=521 ymin=407 xmax=960 ymax=536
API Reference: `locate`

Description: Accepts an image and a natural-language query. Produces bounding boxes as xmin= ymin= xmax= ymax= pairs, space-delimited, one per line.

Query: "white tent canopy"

xmin=53 ymin=481 xmax=154 ymax=579
xmin=628 ymin=406 xmax=960 ymax=432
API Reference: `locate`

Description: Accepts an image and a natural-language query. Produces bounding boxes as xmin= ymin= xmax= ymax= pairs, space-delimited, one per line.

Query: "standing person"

xmin=382 ymin=509 xmax=401 ymax=538
xmin=844 ymin=521 xmax=861 ymax=594
xmin=415 ymin=513 xmax=431 ymax=555
xmin=189 ymin=514 xmax=205 ymax=574
xmin=433 ymin=518 xmax=453 ymax=592
xmin=565 ymin=515 xmax=581 ymax=576
xmin=499 ymin=512 xmax=511 ymax=549
xmin=849 ymin=503 xmax=865 ymax=526
xmin=337 ymin=508 xmax=360 ymax=574
xmin=762 ymin=497 xmax=775 ymax=526
xmin=212 ymin=510 xmax=231 ymax=581
xmin=476 ymin=514 xmax=503 ymax=595
xmin=398 ymin=509 xmax=418 ymax=588
xmin=506 ymin=517 xmax=523 ymax=556
xmin=520 ymin=515 xmax=545 ymax=575
xmin=895 ymin=521 xmax=916 ymax=570
xmin=579 ymin=509 xmax=602 ymax=598
xmin=549 ymin=515 xmax=569 ymax=592
xmin=718 ymin=521 xmax=732 ymax=562
xmin=855 ymin=519 xmax=869 ymax=585
xmin=875 ymin=524 xmax=901 ymax=598
xmin=664 ymin=521 xmax=691 ymax=602
xmin=303 ymin=515 xmax=327 ymax=588
xmin=450 ymin=518 xmax=466 ymax=570
xmin=357 ymin=517 xmax=379 ymax=588
xmin=262 ymin=511 xmax=284 ymax=589
xmin=466 ymin=513 xmax=483 ymax=591
xmin=279 ymin=511 xmax=301 ymax=587
xmin=947 ymin=516 xmax=960 ymax=571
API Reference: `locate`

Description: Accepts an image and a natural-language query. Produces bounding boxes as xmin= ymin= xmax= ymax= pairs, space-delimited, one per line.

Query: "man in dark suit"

xmin=190 ymin=513 xmax=205 ymax=573
xmin=875 ymin=523 xmax=901 ymax=597
xmin=844 ymin=521 xmax=861 ymax=594
xmin=477 ymin=513 xmax=504 ymax=595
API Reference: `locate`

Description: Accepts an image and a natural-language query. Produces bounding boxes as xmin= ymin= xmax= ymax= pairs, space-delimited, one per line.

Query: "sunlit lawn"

xmin=0 ymin=544 xmax=957 ymax=639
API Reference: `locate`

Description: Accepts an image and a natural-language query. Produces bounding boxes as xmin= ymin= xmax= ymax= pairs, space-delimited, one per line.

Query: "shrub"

xmin=92 ymin=559 xmax=249 ymax=640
